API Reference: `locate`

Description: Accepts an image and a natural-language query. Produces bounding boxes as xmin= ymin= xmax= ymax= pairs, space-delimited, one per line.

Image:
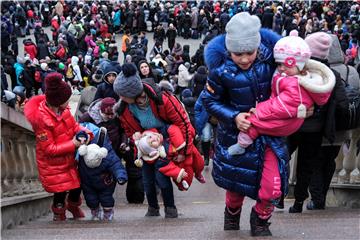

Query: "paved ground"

xmin=2 ymin=165 xmax=360 ymax=240
xmin=5 ymin=29 xmax=360 ymax=240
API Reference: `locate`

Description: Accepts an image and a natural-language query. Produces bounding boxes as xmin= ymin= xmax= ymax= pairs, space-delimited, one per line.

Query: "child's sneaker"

xmin=91 ymin=207 xmax=103 ymax=220
xmin=103 ymin=208 xmax=114 ymax=221
xmin=181 ymin=180 xmax=189 ymax=189
xmin=228 ymin=144 xmax=245 ymax=155
xmin=195 ymin=173 xmax=206 ymax=184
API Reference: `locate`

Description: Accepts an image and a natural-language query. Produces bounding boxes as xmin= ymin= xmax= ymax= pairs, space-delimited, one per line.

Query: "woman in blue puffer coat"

xmin=202 ymin=12 xmax=289 ymax=237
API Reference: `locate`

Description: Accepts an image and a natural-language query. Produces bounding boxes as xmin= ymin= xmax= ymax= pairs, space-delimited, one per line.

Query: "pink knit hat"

xmin=274 ymin=33 xmax=312 ymax=71
xmin=305 ymin=32 xmax=333 ymax=60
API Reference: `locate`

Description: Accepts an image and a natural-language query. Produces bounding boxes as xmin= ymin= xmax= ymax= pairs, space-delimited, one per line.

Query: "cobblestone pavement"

xmin=2 ymin=166 xmax=360 ymax=240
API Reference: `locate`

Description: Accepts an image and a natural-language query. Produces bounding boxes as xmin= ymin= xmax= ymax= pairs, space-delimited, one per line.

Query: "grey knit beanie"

xmin=113 ymin=63 xmax=144 ymax=98
xmin=225 ymin=12 xmax=261 ymax=53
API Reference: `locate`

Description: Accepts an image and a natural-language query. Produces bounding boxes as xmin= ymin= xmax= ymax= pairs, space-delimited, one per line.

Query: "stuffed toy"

xmin=133 ymin=130 xmax=167 ymax=168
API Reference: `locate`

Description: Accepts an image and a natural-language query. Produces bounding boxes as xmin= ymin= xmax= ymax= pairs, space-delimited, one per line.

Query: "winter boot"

xmin=306 ymin=200 xmax=325 ymax=210
xmin=145 ymin=206 xmax=160 ymax=217
xmin=224 ymin=207 xmax=241 ymax=230
xmin=164 ymin=206 xmax=178 ymax=218
xmin=52 ymin=204 xmax=66 ymax=221
xmin=274 ymin=195 xmax=284 ymax=209
xmin=103 ymin=208 xmax=114 ymax=221
xmin=66 ymin=198 xmax=85 ymax=219
xmin=91 ymin=207 xmax=103 ymax=220
xmin=289 ymin=200 xmax=303 ymax=213
xmin=250 ymin=208 xmax=272 ymax=236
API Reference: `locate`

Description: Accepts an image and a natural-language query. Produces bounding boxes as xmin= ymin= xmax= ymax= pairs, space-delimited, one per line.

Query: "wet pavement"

xmin=2 ymin=165 xmax=360 ymax=240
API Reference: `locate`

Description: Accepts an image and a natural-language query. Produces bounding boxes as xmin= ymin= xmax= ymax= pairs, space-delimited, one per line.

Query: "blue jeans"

xmin=142 ymin=159 xmax=175 ymax=209
xmin=201 ymin=122 xmax=213 ymax=142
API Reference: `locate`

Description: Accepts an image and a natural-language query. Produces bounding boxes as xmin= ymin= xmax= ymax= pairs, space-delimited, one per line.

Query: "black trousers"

xmin=53 ymin=188 xmax=82 ymax=207
xmin=309 ymin=145 xmax=339 ymax=205
xmin=287 ymin=132 xmax=323 ymax=202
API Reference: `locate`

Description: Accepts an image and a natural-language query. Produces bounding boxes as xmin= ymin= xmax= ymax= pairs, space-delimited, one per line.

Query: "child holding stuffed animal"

xmin=133 ymin=124 xmax=205 ymax=191
xmin=77 ymin=122 xmax=128 ymax=221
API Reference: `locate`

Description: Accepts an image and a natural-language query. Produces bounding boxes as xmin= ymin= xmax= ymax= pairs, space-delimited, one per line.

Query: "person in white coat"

xmin=177 ymin=63 xmax=192 ymax=99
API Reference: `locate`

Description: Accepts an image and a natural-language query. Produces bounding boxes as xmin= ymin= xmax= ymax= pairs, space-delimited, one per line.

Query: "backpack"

xmin=65 ymin=65 xmax=75 ymax=80
xmin=55 ymin=45 xmax=66 ymax=59
xmin=334 ymin=65 xmax=360 ymax=130
xmin=34 ymin=70 xmax=42 ymax=83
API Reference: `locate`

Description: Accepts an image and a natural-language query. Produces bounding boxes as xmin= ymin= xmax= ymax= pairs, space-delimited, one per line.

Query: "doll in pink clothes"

xmin=228 ymin=32 xmax=336 ymax=155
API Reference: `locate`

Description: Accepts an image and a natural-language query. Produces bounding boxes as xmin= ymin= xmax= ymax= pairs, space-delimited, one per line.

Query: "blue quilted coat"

xmin=78 ymin=122 xmax=128 ymax=208
xmin=203 ymin=29 xmax=289 ymax=200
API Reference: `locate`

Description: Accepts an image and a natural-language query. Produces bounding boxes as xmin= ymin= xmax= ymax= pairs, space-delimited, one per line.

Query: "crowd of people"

xmin=1 ymin=0 xmax=359 ymax=237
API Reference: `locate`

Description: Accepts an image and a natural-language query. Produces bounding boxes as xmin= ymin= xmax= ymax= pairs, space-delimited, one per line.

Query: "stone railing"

xmin=288 ymin=128 xmax=360 ymax=208
xmin=1 ymin=95 xmax=81 ymax=229
xmin=333 ymin=129 xmax=360 ymax=185
xmin=1 ymin=119 xmax=43 ymax=198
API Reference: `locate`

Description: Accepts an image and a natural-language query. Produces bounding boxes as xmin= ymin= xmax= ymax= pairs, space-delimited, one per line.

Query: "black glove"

xmin=118 ymin=179 xmax=127 ymax=185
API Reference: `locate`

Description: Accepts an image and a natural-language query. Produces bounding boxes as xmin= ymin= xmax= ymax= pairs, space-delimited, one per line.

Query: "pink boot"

xmin=52 ymin=204 xmax=66 ymax=221
xmin=66 ymin=198 xmax=85 ymax=219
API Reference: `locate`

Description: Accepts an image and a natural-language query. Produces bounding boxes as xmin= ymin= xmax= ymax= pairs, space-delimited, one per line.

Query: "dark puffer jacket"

xmin=203 ymin=29 xmax=289 ymax=200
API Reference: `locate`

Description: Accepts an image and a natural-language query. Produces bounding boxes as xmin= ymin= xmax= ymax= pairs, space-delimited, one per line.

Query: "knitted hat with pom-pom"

xmin=113 ymin=63 xmax=143 ymax=98
xmin=45 ymin=72 xmax=72 ymax=107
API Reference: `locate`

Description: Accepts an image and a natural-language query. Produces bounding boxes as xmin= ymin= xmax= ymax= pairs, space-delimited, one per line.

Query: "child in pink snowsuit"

xmin=228 ymin=33 xmax=336 ymax=155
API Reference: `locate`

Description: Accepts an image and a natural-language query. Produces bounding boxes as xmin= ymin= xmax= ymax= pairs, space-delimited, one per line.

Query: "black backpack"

xmin=334 ymin=65 xmax=360 ymax=130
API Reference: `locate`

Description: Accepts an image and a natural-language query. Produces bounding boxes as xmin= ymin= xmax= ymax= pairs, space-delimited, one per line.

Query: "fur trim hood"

xmin=299 ymin=59 xmax=335 ymax=94
xmin=205 ymin=28 xmax=281 ymax=70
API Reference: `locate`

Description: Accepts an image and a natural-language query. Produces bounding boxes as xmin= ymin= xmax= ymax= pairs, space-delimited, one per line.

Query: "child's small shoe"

xmin=181 ymin=180 xmax=189 ymax=189
xmin=195 ymin=173 xmax=206 ymax=184
xmin=228 ymin=144 xmax=245 ymax=156
xmin=91 ymin=207 xmax=103 ymax=220
xmin=103 ymin=208 xmax=114 ymax=221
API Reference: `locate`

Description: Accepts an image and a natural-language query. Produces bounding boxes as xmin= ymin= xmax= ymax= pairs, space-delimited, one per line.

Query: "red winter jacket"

xmin=117 ymin=83 xmax=195 ymax=155
xmin=24 ymin=41 xmax=38 ymax=60
xmin=24 ymin=95 xmax=84 ymax=193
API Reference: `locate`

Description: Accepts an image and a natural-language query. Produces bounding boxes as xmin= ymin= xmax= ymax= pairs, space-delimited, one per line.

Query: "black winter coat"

xmin=94 ymin=82 xmax=119 ymax=102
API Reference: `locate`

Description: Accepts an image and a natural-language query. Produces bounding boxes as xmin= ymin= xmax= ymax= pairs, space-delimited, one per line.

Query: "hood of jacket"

xmin=299 ymin=59 xmax=335 ymax=105
xmin=205 ymin=28 xmax=280 ymax=70
xmin=87 ymin=98 xmax=105 ymax=124
xmin=71 ymin=56 xmax=79 ymax=66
